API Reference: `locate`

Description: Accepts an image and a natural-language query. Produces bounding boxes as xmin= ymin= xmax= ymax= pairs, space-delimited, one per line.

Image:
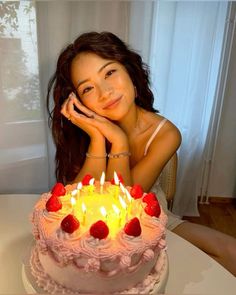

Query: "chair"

xmin=159 ymin=153 xmax=178 ymax=211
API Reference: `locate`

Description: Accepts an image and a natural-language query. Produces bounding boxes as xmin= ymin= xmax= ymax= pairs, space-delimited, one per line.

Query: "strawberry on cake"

xmin=28 ymin=172 xmax=168 ymax=294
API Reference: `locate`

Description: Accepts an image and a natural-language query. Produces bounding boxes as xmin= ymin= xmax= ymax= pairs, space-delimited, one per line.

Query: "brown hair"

xmin=47 ymin=31 xmax=158 ymax=183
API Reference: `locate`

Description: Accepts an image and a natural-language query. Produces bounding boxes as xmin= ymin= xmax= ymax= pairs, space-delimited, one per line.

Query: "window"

xmin=0 ymin=1 xmax=48 ymax=193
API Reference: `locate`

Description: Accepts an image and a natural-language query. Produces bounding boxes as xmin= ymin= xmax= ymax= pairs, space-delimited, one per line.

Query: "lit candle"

xmin=83 ymin=178 xmax=95 ymax=194
xmin=89 ymin=178 xmax=95 ymax=185
xmin=71 ymin=196 xmax=76 ymax=215
xmin=119 ymin=195 xmax=128 ymax=223
xmin=76 ymin=182 xmax=82 ymax=198
xmin=71 ymin=189 xmax=78 ymax=198
xmin=125 ymin=188 xmax=133 ymax=218
xmin=100 ymin=206 xmax=107 ymax=222
xmin=120 ymin=182 xmax=126 ymax=194
xmin=87 ymin=178 xmax=95 ymax=194
xmin=125 ymin=188 xmax=132 ymax=203
xmin=114 ymin=171 xmax=120 ymax=185
xmin=112 ymin=204 xmax=121 ymax=227
xmin=110 ymin=171 xmax=120 ymax=198
xmin=119 ymin=195 xmax=127 ymax=210
xmin=100 ymin=172 xmax=105 ymax=194
xmin=81 ymin=202 xmax=86 ymax=225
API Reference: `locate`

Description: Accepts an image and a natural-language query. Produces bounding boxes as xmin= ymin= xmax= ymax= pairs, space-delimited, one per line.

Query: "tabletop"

xmin=0 ymin=194 xmax=235 ymax=294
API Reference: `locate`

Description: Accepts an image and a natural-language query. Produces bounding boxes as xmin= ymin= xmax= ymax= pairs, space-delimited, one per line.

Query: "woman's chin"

xmin=104 ymin=113 xmax=124 ymax=122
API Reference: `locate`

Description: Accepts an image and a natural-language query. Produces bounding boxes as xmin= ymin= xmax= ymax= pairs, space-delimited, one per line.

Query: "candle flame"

xmin=71 ymin=196 xmax=76 ymax=206
xmin=100 ymin=206 xmax=107 ymax=217
xmin=81 ymin=202 xmax=86 ymax=213
xmin=112 ymin=204 xmax=120 ymax=215
xmin=100 ymin=171 xmax=105 ymax=186
xmin=119 ymin=195 xmax=127 ymax=209
xmin=114 ymin=171 xmax=119 ymax=185
xmin=89 ymin=178 xmax=95 ymax=185
xmin=71 ymin=189 xmax=77 ymax=197
xmin=77 ymin=182 xmax=82 ymax=190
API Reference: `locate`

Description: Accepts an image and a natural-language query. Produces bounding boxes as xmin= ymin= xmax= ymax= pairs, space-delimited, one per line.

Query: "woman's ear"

xmin=134 ymin=86 xmax=137 ymax=98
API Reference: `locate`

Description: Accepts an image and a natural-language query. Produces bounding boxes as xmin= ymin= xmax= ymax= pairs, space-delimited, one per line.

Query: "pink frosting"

xmin=120 ymin=255 xmax=131 ymax=269
xmin=30 ymin=245 xmax=168 ymax=294
xmin=30 ymin=181 xmax=168 ymax=293
xmin=84 ymin=258 xmax=100 ymax=272
xmin=143 ymin=249 xmax=155 ymax=262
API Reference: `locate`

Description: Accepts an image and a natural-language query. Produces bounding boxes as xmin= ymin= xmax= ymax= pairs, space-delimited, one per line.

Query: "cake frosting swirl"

xmin=30 ymin=174 xmax=168 ymax=293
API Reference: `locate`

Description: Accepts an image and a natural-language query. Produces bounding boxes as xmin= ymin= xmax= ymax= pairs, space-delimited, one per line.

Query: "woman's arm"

xmin=73 ymin=136 xmax=107 ymax=183
xmin=61 ymin=95 xmax=107 ymax=182
xmin=61 ymin=94 xmax=134 ymax=183
xmin=62 ymin=94 xmax=133 ymax=184
xmin=106 ymin=138 xmax=132 ymax=184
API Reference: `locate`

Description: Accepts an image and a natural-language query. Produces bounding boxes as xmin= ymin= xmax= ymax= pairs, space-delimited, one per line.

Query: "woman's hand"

xmin=61 ymin=93 xmax=103 ymax=140
xmin=61 ymin=93 xmax=128 ymax=146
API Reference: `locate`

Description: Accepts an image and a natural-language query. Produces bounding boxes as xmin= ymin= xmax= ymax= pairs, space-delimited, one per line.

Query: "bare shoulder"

xmin=131 ymin=112 xmax=182 ymax=190
xmin=144 ymin=112 xmax=182 ymax=145
xmin=143 ymin=112 xmax=182 ymax=164
xmin=160 ymin=117 xmax=182 ymax=144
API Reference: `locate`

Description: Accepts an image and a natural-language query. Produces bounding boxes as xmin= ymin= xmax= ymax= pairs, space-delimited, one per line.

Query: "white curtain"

xmin=149 ymin=1 xmax=229 ymax=216
xmin=0 ymin=1 xmax=49 ymax=193
xmin=0 ymin=1 xmax=230 ymax=217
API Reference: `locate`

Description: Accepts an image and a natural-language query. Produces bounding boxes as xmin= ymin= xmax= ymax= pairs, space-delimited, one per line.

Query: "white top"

xmin=142 ymin=117 xmax=183 ymax=230
xmin=144 ymin=118 xmax=167 ymax=156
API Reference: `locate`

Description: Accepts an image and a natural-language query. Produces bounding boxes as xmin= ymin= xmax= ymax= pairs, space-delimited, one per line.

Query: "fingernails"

xmin=70 ymin=92 xmax=76 ymax=97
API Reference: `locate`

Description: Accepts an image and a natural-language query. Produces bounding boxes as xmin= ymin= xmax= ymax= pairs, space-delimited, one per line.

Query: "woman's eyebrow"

xmin=76 ymin=78 xmax=89 ymax=90
xmin=98 ymin=61 xmax=116 ymax=73
xmin=76 ymin=61 xmax=116 ymax=90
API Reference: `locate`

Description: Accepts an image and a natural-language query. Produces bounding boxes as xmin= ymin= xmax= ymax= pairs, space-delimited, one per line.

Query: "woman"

xmin=47 ymin=31 xmax=236 ymax=276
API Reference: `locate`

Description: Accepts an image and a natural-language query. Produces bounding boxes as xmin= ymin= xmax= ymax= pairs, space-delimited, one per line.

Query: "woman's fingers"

xmin=60 ymin=93 xmax=125 ymax=143
xmin=71 ymin=94 xmax=96 ymax=119
xmin=61 ymin=92 xmax=98 ymax=121
xmin=61 ymin=95 xmax=72 ymax=119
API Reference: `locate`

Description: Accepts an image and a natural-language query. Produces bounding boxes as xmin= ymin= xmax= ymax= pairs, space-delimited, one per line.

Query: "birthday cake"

xmin=29 ymin=173 xmax=168 ymax=294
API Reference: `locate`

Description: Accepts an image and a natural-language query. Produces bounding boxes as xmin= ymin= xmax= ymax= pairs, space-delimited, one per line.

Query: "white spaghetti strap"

xmin=144 ymin=118 xmax=168 ymax=156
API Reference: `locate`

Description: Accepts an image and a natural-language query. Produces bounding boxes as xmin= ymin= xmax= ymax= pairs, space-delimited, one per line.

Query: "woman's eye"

xmin=82 ymin=86 xmax=93 ymax=95
xmin=105 ymin=69 xmax=116 ymax=78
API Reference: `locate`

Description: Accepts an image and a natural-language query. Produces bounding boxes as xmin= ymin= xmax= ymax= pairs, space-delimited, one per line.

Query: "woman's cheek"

xmin=78 ymin=96 xmax=91 ymax=108
xmin=84 ymin=102 xmax=101 ymax=115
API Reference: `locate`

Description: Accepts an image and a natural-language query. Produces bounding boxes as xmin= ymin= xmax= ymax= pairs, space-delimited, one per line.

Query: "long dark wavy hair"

xmin=47 ymin=31 xmax=158 ymax=183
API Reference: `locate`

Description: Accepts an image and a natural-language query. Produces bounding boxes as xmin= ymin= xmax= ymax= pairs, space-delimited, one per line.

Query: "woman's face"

xmin=70 ymin=52 xmax=136 ymax=121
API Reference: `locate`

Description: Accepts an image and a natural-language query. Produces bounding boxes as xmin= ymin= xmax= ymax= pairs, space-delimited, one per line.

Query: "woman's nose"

xmin=98 ymin=81 xmax=113 ymax=100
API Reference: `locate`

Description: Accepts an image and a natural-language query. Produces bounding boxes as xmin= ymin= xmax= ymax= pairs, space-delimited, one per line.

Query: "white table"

xmin=0 ymin=194 xmax=235 ymax=294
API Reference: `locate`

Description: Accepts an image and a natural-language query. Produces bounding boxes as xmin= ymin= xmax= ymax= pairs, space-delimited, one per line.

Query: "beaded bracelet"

xmin=86 ymin=153 xmax=107 ymax=159
xmin=108 ymin=151 xmax=131 ymax=159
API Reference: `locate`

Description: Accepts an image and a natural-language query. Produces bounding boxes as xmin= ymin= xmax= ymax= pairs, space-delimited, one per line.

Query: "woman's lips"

xmin=102 ymin=96 xmax=122 ymax=110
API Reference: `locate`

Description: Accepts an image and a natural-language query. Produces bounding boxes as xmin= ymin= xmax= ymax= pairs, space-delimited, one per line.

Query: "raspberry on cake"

xmin=30 ymin=172 xmax=168 ymax=294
